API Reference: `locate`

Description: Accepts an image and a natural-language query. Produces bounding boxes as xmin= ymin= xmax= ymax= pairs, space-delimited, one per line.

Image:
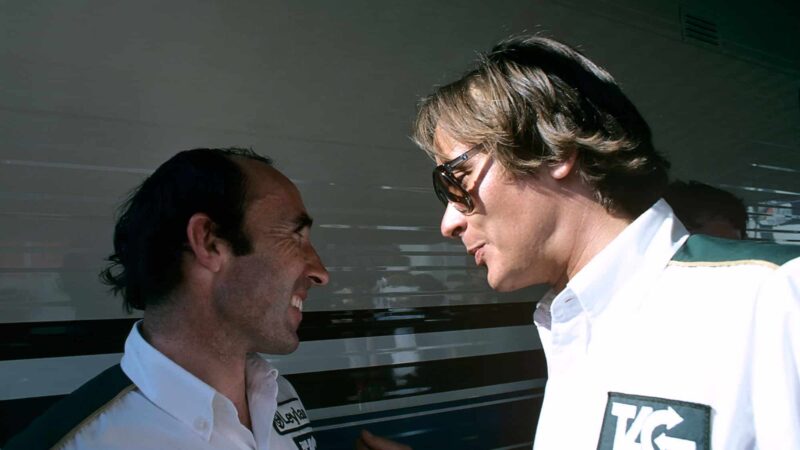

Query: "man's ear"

xmin=549 ymin=151 xmax=579 ymax=180
xmin=185 ymin=213 xmax=228 ymax=272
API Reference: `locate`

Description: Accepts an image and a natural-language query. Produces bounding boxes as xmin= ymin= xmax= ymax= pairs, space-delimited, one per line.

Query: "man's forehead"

xmin=236 ymin=159 xmax=288 ymax=193
xmin=236 ymin=159 xmax=305 ymax=214
xmin=432 ymin=126 xmax=466 ymax=162
xmin=236 ymin=157 xmax=278 ymax=178
xmin=243 ymin=189 xmax=310 ymax=235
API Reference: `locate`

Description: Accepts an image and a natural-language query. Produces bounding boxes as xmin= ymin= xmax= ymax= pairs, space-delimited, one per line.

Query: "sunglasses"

xmin=432 ymin=145 xmax=483 ymax=214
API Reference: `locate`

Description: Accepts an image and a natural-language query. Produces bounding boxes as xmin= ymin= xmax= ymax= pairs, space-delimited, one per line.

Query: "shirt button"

xmin=194 ymin=418 xmax=209 ymax=432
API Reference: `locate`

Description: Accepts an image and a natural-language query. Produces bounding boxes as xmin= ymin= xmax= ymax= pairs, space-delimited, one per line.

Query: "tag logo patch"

xmin=293 ymin=431 xmax=317 ymax=450
xmin=273 ymin=398 xmax=311 ymax=435
xmin=597 ymin=392 xmax=710 ymax=450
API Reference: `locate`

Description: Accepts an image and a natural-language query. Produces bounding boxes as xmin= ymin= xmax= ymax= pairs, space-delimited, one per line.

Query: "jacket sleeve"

xmin=751 ymin=257 xmax=800 ymax=449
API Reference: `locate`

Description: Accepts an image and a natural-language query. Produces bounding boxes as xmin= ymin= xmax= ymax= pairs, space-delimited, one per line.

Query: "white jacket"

xmin=533 ymin=200 xmax=800 ymax=450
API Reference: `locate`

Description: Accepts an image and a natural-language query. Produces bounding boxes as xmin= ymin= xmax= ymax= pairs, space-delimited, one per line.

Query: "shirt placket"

xmin=549 ymin=295 xmax=590 ymax=373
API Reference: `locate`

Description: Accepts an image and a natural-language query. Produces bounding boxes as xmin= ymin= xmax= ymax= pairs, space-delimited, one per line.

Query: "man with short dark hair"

xmin=410 ymin=36 xmax=800 ymax=449
xmin=6 ymin=148 xmax=329 ymax=450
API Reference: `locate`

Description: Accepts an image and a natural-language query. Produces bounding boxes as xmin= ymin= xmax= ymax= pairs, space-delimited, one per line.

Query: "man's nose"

xmin=440 ymin=203 xmax=466 ymax=238
xmin=307 ymin=247 xmax=330 ymax=286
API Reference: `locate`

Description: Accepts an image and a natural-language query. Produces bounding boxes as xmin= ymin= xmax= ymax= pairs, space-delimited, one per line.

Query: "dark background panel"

xmin=314 ymin=392 xmax=545 ymax=450
xmin=0 ymin=302 xmax=536 ymax=361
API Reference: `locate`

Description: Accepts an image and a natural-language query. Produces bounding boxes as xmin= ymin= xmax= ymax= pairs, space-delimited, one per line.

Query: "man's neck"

xmin=555 ymin=201 xmax=633 ymax=291
xmin=141 ymin=308 xmax=253 ymax=430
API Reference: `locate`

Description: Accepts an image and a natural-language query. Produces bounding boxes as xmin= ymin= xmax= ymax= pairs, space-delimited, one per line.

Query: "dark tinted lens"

xmin=432 ymin=169 xmax=472 ymax=212
xmin=433 ymin=172 xmax=450 ymax=205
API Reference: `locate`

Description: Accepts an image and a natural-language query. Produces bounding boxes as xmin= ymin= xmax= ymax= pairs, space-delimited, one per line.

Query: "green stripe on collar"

xmin=671 ymin=234 xmax=800 ymax=266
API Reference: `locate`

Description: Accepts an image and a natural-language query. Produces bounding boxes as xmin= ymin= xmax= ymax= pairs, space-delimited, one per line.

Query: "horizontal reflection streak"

xmin=0 ymin=266 xmax=480 ymax=273
xmin=0 ymin=212 xmax=106 ymax=220
xmin=0 ymin=353 xmax=124 ymax=400
xmin=271 ymin=328 xmax=541 ymax=376
xmin=0 ymin=268 xmax=101 ymax=273
xmin=291 ymin=180 xmax=430 ymax=194
xmin=0 ymin=192 xmax=118 ymax=204
xmin=0 ymin=338 xmax=543 ymax=400
xmin=325 ymin=265 xmax=481 ymax=272
xmin=325 ymin=251 xmax=467 ymax=257
xmin=308 ymin=379 xmax=545 ymax=420
xmin=748 ymin=212 xmax=800 ymax=219
xmin=0 ymin=246 xmax=472 ymax=256
xmin=319 ymin=224 xmax=439 ymax=232
xmin=323 ymin=289 xmax=500 ymax=298
xmin=311 ymin=393 xmax=542 ymax=432
xmin=752 ymin=202 xmax=799 ymax=208
xmin=1 ymin=159 xmax=152 ymax=175
xmin=720 ymin=184 xmax=800 ymax=196
xmin=0 ymin=106 xmax=419 ymax=155
xmin=750 ymin=163 xmax=800 ymax=173
xmin=747 ymin=227 xmax=800 ymax=234
xmin=286 ymin=349 xmax=546 ymax=409
xmin=0 ymin=305 xmax=538 ymax=360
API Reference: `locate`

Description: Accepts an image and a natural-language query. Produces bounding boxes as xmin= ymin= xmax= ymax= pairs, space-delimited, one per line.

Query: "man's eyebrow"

xmin=293 ymin=213 xmax=314 ymax=230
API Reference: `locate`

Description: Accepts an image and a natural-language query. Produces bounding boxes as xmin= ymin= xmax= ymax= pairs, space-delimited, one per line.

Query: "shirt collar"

xmin=246 ymin=354 xmax=280 ymax=446
xmin=120 ymin=322 xmax=279 ymax=442
xmin=548 ymin=199 xmax=689 ymax=321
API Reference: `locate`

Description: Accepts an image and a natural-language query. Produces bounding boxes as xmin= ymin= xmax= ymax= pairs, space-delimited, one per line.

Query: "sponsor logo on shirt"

xmin=597 ymin=392 xmax=710 ymax=450
xmin=293 ymin=431 xmax=317 ymax=450
xmin=273 ymin=397 xmax=311 ymax=435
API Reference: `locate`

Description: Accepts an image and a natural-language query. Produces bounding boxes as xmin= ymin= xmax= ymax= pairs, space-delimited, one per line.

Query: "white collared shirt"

xmin=532 ymin=200 xmax=800 ymax=450
xmin=58 ymin=322 xmax=315 ymax=450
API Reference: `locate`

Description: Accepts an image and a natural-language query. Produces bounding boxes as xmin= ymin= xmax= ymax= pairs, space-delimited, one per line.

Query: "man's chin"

xmin=490 ymin=282 xmax=517 ymax=293
xmin=282 ymin=338 xmax=300 ymax=354
xmin=486 ymin=271 xmax=511 ymax=292
xmin=260 ymin=336 xmax=299 ymax=355
xmin=487 ymin=270 xmax=527 ymax=293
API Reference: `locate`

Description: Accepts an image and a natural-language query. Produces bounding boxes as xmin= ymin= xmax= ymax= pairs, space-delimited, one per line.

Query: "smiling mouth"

xmin=290 ymin=295 xmax=303 ymax=312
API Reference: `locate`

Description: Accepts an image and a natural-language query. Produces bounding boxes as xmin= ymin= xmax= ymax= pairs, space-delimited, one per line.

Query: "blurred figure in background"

xmin=664 ymin=180 xmax=747 ymax=239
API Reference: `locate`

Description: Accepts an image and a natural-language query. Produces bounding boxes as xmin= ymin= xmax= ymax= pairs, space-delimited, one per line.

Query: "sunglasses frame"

xmin=432 ymin=145 xmax=483 ymax=214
